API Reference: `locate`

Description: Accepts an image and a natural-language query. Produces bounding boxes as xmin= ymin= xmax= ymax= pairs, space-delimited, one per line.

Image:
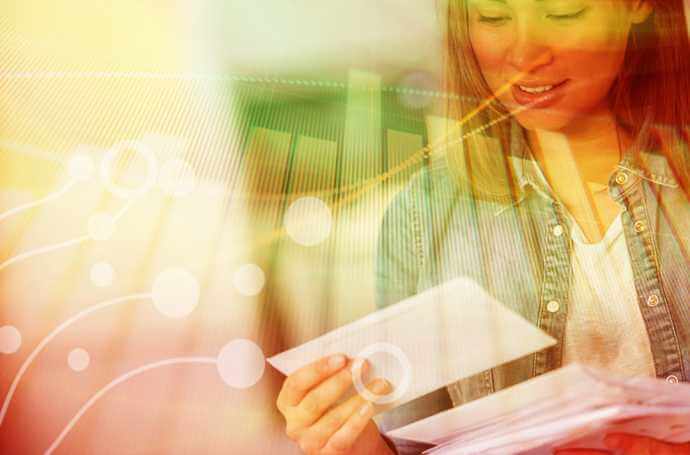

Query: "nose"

xmin=507 ymin=21 xmax=553 ymax=73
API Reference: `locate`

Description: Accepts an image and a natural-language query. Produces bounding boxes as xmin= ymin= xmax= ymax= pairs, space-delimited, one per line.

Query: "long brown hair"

xmin=441 ymin=0 xmax=690 ymax=200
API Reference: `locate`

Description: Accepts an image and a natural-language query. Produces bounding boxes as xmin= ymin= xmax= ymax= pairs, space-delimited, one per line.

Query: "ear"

xmin=629 ymin=0 xmax=653 ymax=25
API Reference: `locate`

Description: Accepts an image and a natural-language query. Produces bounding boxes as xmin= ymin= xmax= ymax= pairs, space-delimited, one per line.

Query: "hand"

xmin=555 ymin=433 xmax=690 ymax=455
xmin=276 ymin=353 xmax=395 ymax=455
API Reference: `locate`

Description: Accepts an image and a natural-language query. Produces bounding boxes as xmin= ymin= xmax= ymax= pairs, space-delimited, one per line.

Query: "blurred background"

xmin=0 ymin=1 xmax=447 ymax=453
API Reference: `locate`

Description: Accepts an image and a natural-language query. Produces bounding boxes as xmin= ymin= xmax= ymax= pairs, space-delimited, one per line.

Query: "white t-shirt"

xmin=563 ymin=212 xmax=656 ymax=377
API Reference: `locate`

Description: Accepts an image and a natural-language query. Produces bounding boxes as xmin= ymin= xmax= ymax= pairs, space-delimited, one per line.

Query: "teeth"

xmin=519 ymin=85 xmax=554 ymax=94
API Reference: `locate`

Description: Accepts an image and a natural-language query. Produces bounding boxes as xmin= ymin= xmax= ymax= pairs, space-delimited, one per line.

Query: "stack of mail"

xmin=388 ymin=364 xmax=690 ymax=454
xmin=268 ymin=277 xmax=690 ymax=454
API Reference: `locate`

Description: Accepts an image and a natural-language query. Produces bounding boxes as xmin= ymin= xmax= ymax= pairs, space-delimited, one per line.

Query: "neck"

xmin=527 ymin=105 xmax=631 ymax=185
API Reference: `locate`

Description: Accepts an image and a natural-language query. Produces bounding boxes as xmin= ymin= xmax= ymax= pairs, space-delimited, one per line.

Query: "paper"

xmin=385 ymin=363 xmax=690 ymax=455
xmin=388 ymin=364 xmax=610 ymax=444
xmin=268 ymin=277 xmax=556 ymax=412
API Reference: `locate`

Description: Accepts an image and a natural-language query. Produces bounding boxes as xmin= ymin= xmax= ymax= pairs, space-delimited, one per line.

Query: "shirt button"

xmin=546 ymin=300 xmax=560 ymax=313
xmin=552 ymin=225 xmax=564 ymax=237
xmin=646 ymin=294 xmax=660 ymax=307
xmin=666 ymin=375 xmax=679 ymax=384
xmin=615 ymin=172 xmax=629 ymax=185
xmin=634 ymin=220 xmax=646 ymax=233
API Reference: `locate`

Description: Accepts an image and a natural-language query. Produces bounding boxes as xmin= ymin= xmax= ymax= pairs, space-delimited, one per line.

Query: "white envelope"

xmin=390 ymin=364 xmax=611 ymax=445
xmin=391 ymin=363 xmax=690 ymax=455
xmin=268 ymin=277 xmax=556 ymax=413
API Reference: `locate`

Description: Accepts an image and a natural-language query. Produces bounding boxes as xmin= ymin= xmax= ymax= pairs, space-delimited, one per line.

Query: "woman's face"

xmin=467 ymin=0 xmax=652 ymax=132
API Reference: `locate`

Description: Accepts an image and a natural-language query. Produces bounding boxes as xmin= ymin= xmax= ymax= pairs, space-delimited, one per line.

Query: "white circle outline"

xmin=100 ymin=140 xmax=157 ymax=199
xmin=351 ymin=342 xmax=412 ymax=405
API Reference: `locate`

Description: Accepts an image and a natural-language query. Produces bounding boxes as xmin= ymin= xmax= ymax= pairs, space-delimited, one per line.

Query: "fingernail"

xmin=358 ymin=402 xmax=373 ymax=416
xmin=328 ymin=354 xmax=346 ymax=370
xmin=371 ymin=379 xmax=390 ymax=394
xmin=351 ymin=358 xmax=369 ymax=373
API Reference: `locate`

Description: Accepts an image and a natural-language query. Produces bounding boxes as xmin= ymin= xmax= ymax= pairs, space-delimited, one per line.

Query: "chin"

xmin=512 ymin=109 xmax=574 ymax=133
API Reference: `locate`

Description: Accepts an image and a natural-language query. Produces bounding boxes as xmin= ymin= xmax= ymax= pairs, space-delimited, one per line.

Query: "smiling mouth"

xmin=510 ymin=79 xmax=570 ymax=109
xmin=515 ymin=80 xmax=568 ymax=94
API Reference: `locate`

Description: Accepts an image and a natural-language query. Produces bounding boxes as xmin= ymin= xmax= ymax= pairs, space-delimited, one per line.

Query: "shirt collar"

xmin=507 ymin=118 xmax=680 ymax=197
xmin=507 ymin=119 xmax=552 ymax=198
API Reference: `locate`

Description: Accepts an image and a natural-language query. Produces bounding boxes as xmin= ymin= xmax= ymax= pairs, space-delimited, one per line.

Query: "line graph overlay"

xmin=0 ymin=236 xmax=90 ymax=273
xmin=44 ymin=357 xmax=218 ymax=455
xmin=0 ymin=200 xmax=135 ymax=273
xmin=0 ymin=180 xmax=77 ymax=223
xmin=0 ymin=294 xmax=152 ymax=427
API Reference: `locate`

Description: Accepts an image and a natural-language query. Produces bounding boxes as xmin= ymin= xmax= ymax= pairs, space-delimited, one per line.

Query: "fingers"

xmin=295 ymin=359 xmax=370 ymax=427
xmin=320 ymin=379 xmax=393 ymax=454
xmin=304 ymin=377 xmax=391 ymax=450
xmin=277 ymin=354 xmax=348 ymax=411
xmin=277 ymin=354 xmax=395 ymax=455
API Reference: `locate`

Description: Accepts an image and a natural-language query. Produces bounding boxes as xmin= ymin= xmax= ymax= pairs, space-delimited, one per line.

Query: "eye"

xmin=478 ymin=14 xmax=510 ymax=25
xmin=546 ymin=8 xmax=587 ymax=21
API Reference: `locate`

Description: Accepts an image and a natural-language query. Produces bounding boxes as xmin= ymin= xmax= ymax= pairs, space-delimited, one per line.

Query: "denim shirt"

xmin=375 ymin=121 xmax=690 ymax=453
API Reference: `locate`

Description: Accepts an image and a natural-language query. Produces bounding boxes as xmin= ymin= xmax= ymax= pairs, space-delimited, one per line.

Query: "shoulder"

xmin=386 ymin=158 xmax=471 ymax=219
xmin=377 ymin=159 xmax=476 ymax=268
xmin=375 ymin=161 xmax=469 ymax=308
xmin=635 ymin=123 xmax=690 ymax=192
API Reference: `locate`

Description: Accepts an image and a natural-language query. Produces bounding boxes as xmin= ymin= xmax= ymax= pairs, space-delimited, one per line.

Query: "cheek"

xmin=469 ymin=27 xmax=509 ymax=87
xmin=561 ymin=16 xmax=630 ymax=84
xmin=560 ymin=35 xmax=628 ymax=99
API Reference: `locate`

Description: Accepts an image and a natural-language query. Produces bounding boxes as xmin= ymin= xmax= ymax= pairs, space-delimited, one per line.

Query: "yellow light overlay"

xmin=6 ymin=1 xmax=688 ymax=453
xmin=0 ymin=1 xmax=447 ymax=453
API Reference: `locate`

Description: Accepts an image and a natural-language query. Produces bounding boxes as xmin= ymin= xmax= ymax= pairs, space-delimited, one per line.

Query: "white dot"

xmin=233 ymin=264 xmax=265 ymax=297
xmin=68 ymin=154 xmax=95 ymax=181
xmin=151 ymin=268 xmax=200 ymax=318
xmin=217 ymin=339 xmax=265 ymax=389
xmin=284 ymin=197 xmax=332 ymax=246
xmin=88 ymin=213 xmax=116 ymax=241
xmin=0 ymin=325 xmax=22 ymax=354
xmin=68 ymin=348 xmax=90 ymax=372
xmin=100 ymin=140 xmax=158 ymax=199
xmin=158 ymin=158 xmax=197 ymax=197
xmin=90 ymin=261 xmax=115 ymax=287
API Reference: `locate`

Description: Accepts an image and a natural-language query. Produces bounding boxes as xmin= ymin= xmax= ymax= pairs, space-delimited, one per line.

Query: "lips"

xmin=511 ymin=79 xmax=569 ymax=109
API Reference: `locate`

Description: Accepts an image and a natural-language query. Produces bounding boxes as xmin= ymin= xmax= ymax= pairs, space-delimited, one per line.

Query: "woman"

xmin=276 ymin=0 xmax=690 ymax=454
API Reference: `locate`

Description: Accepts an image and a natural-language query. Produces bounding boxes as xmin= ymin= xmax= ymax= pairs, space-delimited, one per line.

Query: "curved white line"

xmin=113 ymin=200 xmax=134 ymax=222
xmin=0 ymin=294 xmax=152 ymax=427
xmin=45 ymin=357 xmax=218 ymax=455
xmin=0 ymin=236 xmax=90 ymax=273
xmin=0 ymin=180 xmax=77 ymax=223
xmin=0 ymin=199 xmax=131 ymax=273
